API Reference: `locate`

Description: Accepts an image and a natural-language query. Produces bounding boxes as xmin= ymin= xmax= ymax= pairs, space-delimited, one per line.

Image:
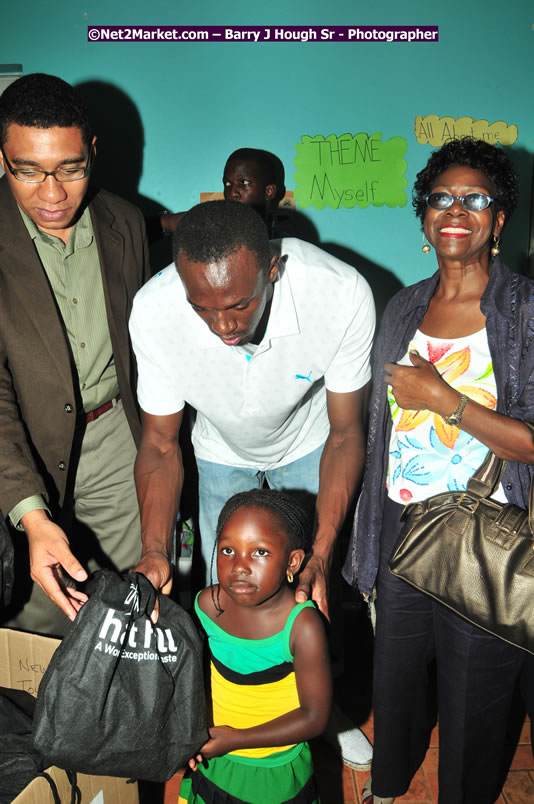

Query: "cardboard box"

xmin=12 ymin=765 xmax=138 ymax=804
xmin=0 ymin=628 xmax=138 ymax=804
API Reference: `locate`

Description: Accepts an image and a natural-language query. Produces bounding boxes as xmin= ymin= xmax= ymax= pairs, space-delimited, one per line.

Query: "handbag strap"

xmin=466 ymin=421 xmax=534 ymax=531
xmin=466 ymin=449 xmax=504 ymax=499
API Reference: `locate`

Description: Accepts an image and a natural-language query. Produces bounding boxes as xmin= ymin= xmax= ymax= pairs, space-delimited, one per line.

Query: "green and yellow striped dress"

xmin=178 ymin=595 xmax=320 ymax=804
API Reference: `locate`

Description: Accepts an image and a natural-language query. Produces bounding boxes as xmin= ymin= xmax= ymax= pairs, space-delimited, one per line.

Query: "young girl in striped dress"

xmin=179 ymin=488 xmax=332 ymax=804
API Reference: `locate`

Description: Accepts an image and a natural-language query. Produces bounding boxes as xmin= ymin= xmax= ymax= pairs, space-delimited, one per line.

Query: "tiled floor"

xmin=161 ymin=599 xmax=534 ymax=803
xmin=308 ymin=715 xmax=534 ymax=804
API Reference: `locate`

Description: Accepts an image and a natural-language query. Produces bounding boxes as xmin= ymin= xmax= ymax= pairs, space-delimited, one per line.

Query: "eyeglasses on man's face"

xmin=1 ymin=145 xmax=94 ymax=183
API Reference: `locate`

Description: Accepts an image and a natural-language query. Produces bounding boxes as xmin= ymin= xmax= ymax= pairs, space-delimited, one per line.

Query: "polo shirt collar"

xmin=263 ymin=257 xmax=300 ymax=341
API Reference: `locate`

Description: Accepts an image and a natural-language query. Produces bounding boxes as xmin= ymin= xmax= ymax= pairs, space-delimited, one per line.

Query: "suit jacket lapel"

xmin=0 ymin=178 xmax=75 ymax=392
xmin=89 ymin=191 xmax=130 ymax=386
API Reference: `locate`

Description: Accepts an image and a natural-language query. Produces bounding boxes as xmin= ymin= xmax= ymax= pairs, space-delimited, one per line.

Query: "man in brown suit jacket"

xmin=0 ymin=74 xmax=150 ymax=634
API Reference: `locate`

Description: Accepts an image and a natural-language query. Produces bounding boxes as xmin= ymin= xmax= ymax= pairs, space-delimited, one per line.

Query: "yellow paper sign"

xmin=414 ymin=116 xmax=517 ymax=147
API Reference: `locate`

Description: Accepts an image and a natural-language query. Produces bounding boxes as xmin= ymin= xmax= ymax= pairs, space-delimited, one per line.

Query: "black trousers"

xmin=371 ymin=496 xmax=525 ymax=804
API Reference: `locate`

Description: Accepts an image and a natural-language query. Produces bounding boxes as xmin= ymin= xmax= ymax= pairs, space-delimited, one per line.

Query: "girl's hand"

xmin=385 ymin=351 xmax=454 ymax=413
xmin=187 ymin=752 xmax=204 ymax=772
xmin=196 ymin=725 xmax=239 ymax=761
xmin=186 ymin=725 xmax=236 ymax=772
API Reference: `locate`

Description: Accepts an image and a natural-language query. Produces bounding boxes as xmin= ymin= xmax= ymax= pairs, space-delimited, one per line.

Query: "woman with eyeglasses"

xmin=345 ymin=137 xmax=534 ymax=804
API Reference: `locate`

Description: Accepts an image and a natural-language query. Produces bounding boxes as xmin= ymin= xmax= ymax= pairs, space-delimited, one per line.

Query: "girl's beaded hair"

xmin=210 ymin=488 xmax=313 ymax=613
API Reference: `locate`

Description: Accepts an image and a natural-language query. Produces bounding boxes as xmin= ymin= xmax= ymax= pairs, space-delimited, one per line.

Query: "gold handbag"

xmin=389 ymin=448 xmax=534 ymax=654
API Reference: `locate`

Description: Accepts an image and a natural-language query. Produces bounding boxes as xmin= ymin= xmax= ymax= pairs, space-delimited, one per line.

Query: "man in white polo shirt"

xmin=130 ymin=200 xmax=375 ymax=769
xmin=130 ymin=198 xmax=374 ymax=599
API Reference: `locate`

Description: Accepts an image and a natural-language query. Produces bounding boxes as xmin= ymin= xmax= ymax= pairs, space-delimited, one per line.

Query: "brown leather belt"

xmin=86 ymin=394 xmax=120 ymax=423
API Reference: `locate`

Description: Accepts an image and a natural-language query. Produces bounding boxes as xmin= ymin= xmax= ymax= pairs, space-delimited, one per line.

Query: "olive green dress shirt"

xmin=9 ymin=205 xmax=119 ymax=527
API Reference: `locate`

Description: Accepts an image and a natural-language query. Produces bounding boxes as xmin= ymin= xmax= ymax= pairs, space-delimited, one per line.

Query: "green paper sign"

xmin=294 ymin=133 xmax=408 ymax=210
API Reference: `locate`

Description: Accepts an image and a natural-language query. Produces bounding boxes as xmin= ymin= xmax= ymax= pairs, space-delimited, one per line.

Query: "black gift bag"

xmin=33 ymin=570 xmax=208 ymax=781
xmin=0 ymin=688 xmax=41 ymax=803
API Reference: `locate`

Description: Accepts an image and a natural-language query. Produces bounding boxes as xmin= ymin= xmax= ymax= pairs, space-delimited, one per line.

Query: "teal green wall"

xmin=3 ymin=0 xmax=533 ymax=290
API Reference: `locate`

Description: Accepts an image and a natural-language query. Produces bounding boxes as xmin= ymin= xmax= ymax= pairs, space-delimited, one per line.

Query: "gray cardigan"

xmin=344 ymin=258 xmax=534 ymax=596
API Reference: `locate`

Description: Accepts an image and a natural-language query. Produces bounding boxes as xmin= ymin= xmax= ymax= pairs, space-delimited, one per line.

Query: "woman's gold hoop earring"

xmin=491 ymin=236 xmax=500 ymax=257
xmin=422 ymin=235 xmax=431 ymax=254
xmin=287 ymin=570 xmax=294 ymax=584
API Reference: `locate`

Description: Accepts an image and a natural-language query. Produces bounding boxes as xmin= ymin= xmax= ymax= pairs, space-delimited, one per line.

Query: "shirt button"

xmin=506 ymin=483 xmax=513 ymax=490
xmin=64 ymin=403 xmax=73 ymax=413
xmin=80 ymin=342 xmax=86 ymax=348
xmin=82 ymin=383 xmax=86 ymax=390
xmin=58 ymin=461 xmax=66 ymax=471
xmin=72 ymin=298 xmax=78 ymax=304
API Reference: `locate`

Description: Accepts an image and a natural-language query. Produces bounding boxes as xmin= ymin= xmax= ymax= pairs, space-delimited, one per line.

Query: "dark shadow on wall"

xmin=504 ymin=145 xmax=534 ymax=277
xmin=75 ymin=80 xmax=173 ymax=273
xmin=321 ymin=242 xmax=403 ymax=326
xmin=280 ymin=207 xmax=404 ymax=326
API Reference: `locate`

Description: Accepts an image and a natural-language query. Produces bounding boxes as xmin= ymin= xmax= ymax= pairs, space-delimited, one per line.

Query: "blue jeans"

xmin=196 ymin=443 xmax=324 ymax=582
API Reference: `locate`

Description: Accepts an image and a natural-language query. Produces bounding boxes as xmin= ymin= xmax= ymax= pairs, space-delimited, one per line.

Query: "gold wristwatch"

xmin=444 ymin=393 xmax=468 ymax=427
